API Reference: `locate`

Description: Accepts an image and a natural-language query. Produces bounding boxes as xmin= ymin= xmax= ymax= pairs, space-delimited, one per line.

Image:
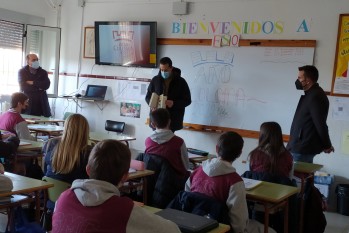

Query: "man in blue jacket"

xmin=146 ymin=57 xmax=191 ymax=132
xmin=287 ymin=65 xmax=334 ymax=163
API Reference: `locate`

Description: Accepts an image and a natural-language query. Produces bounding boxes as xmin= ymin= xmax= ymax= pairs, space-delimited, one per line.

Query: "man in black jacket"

xmin=145 ymin=57 xmax=191 ymax=132
xmin=286 ymin=65 xmax=334 ymax=163
xmin=18 ymin=54 xmax=51 ymax=117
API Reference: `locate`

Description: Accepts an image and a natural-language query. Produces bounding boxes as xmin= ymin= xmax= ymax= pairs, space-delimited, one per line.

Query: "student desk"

xmin=18 ymin=140 xmax=43 ymax=152
xmin=1 ymin=172 xmax=53 ymax=222
xmin=293 ymin=162 xmax=323 ymax=233
xmin=143 ymin=205 xmax=231 ymax=233
xmin=28 ymin=124 xmax=64 ymax=138
xmin=22 ymin=114 xmax=65 ymax=125
xmin=124 ymin=169 xmax=155 ymax=205
xmin=246 ymin=181 xmax=299 ymax=233
xmin=89 ymin=131 xmax=136 ymax=147
xmin=12 ymin=140 xmax=44 ymax=173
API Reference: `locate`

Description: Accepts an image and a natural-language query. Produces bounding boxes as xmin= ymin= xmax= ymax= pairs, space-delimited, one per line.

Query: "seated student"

xmin=185 ymin=131 xmax=274 ymax=233
xmin=145 ymin=108 xmax=189 ymax=178
xmin=52 ymin=140 xmax=181 ymax=233
xmin=43 ymin=114 xmax=92 ymax=184
xmin=0 ymin=92 xmax=36 ymax=141
xmin=248 ymin=122 xmax=293 ymax=178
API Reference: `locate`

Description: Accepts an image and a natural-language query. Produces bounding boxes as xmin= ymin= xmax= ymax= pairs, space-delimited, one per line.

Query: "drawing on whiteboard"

xmin=158 ymin=45 xmax=314 ymax=131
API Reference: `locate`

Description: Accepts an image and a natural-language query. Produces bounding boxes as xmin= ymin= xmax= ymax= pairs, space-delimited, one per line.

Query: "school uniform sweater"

xmin=185 ymin=158 xmax=270 ymax=233
xmin=52 ymin=179 xmax=180 ymax=233
xmin=0 ymin=109 xmax=36 ymax=140
xmin=145 ymin=129 xmax=189 ymax=178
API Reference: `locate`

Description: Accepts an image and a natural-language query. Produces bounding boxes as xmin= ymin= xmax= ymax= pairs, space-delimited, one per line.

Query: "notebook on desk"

xmin=80 ymin=85 xmax=107 ymax=100
xmin=156 ymin=208 xmax=218 ymax=233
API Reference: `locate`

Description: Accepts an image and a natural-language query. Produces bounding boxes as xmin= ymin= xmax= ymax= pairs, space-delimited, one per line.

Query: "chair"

xmin=62 ymin=112 xmax=75 ymax=126
xmin=167 ymin=191 xmax=230 ymax=226
xmin=105 ymin=120 xmax=125 ymax=134
xmin=42 ymin=176 xmax=70 ymax=203
xmin=41 ymin=176 xmax=70 ymax=231
xmin=135 ymin=153 xmax=189 ymax=208
xmin=105 ymin=120 xmax=127 ymax=146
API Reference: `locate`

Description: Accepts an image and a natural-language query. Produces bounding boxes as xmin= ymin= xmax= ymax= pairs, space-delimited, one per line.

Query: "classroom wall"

xmin=2 ymin=0 xmax=349 ymax=211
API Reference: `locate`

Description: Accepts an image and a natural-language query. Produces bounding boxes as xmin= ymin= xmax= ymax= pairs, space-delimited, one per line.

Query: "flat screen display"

xmin=94 ymin=21 xmax=157 ymax=68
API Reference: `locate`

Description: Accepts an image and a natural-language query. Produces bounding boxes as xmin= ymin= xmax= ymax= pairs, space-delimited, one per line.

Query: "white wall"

xmin=2 ymin=0 xmax=349 ymax=211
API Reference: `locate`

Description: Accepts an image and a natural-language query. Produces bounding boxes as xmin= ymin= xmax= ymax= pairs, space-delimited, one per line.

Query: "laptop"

xmin=155 ymin=208 xmax=219 ymax=233
xmin=80 ymin=85 xmax=107 ymax=100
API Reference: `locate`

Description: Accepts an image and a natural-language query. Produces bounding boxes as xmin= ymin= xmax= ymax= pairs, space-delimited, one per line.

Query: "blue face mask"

xmin=31 ymin=61 xmax=40 ymax=69
xmin=161 ymin=71 xmax=170 ymax=79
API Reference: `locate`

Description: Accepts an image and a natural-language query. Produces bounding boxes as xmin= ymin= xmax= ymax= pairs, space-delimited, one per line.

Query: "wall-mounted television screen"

xmin=94 ymin=21 xmax=157 ymax=68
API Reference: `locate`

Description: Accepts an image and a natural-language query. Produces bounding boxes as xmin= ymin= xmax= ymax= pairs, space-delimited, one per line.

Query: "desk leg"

xmin=299 ymin=177 xmax=305 ymax=233
xmin=263 ymin=203 xmax=269 ymax=233
xmin=143 ymin=178 xmax=148 ymax=205
xmin=284 ymin=201 xmax=289 ymax=233
xmin=34 ymin=190 xmax=40 ymax=223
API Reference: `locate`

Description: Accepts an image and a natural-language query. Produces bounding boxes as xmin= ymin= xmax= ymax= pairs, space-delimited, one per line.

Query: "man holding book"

xmin=145 ymin=57 xmax=191 ymax=132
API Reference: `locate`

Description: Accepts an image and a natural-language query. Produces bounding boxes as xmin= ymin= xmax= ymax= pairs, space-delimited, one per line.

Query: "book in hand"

xmin=149 ymin=92 xmax=167 ymax=109
xmin=242 ymin=178 xmax=262 ymax=190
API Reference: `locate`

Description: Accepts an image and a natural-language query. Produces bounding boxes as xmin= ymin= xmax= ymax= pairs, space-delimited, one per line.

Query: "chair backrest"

xmin=167 ymin=191 xmax=230 ymax=225
xmin=42 ymin=176 xmax=70 ymax=202
xmin=63 ymin=112 xmax=74 ymax=121
xmin=105 ymin=120 xmax=125 ymax=133
xmin=135 ymin=153 xmax=189 ymax=208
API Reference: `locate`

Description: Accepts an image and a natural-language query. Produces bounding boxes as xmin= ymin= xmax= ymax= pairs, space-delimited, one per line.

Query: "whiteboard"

xmin=159 ymin=45 xmax=315 ymax=134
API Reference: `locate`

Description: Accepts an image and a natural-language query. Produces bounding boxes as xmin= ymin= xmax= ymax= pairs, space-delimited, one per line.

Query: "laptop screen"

xmin=84 ymin=85 xmax=107 ymax=99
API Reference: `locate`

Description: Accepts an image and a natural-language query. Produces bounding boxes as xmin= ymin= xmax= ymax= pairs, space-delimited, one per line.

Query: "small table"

xmin=22 ymin=114 xmax=65 ymax=125
xmin=124 ymin=169 xmax=155 ymax=205
xmin=89 ymin=131 xmax=136 ymax=147
xmin=246 ymin=181 xmax=299 ymax=233
xmin=143 ymin=205 xmax=231 ymax=233
xmin=1 ymin=172 xmax=53 ymax=222
xmin=28 ymin=124 xmax=64 ymax=138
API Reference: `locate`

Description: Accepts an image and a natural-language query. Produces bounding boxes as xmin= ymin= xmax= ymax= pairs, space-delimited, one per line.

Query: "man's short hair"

xmin=11 ymin=92 xmax=28 ymax=108
xmin=87 ymin=140 xmax=131 ymax=186
xmin=298 ymin=65 xmax=319 ymax=83
xmin=150 ymin=108 xmax=170 ymax=129
xmin=217 ymin=131 xmax=244 ymax=162
xmin=159 ymin=57 xmax=172 ymax=67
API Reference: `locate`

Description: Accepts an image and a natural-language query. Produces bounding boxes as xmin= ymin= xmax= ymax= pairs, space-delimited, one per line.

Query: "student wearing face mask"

xmin=145 ymin=57 xmax=191 ymax=132
xmin=286 ymin=65 xmax=334 ymax=163
xmin=18 ymin=54 xmax=51 ymax=117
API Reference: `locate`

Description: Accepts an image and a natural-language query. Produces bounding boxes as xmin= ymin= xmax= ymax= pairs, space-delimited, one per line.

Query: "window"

xmin=0 ymin=20 xmax=61 ymax=97
xmin=0 ymin=20 xmax=24 ymax=95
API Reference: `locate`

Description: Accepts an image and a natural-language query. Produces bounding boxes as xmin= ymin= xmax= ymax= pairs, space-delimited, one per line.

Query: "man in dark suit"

xmin=287 ymin=65 xmax=334 ymax=163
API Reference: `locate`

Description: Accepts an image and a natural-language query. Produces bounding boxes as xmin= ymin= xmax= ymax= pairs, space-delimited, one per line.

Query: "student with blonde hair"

xmin=43 ymin=113 xmax=92 ymax=183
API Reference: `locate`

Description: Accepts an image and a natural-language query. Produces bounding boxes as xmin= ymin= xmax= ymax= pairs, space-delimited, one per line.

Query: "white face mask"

xmin=31 ymin=61 xmax=40 ymax=69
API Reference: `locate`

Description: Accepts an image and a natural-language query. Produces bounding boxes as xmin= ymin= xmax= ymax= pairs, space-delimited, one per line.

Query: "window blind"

xmin=0 ymin=20 xmax=24 ymax=50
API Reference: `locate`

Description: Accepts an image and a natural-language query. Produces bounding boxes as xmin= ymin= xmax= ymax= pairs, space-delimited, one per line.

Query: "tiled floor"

xmin=324 ymin=212 xmax=349 ymax=233
xmin=0 ymin=210 xmax=348 ymax=232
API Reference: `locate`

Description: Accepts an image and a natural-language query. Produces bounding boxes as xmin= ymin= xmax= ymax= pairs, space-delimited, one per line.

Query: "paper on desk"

xmin=242 ymin=178 xmax=262 ymax=190
xmin=129 ymin=168 xmax=137 ymax=173
xmin=19 ymin=141 xmax=31 ymax=146
xmin=188 ymin=153 xmax=204 ymax=159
